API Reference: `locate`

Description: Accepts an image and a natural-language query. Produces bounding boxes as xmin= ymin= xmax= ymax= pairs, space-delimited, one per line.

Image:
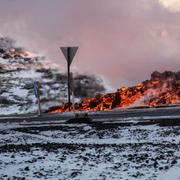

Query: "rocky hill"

xmin=0 ymin=37 xmax=105 ymax=115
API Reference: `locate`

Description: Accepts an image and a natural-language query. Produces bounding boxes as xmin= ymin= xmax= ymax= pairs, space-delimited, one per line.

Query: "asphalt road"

xmin=0 ymin=105 xmax=180 ymax=124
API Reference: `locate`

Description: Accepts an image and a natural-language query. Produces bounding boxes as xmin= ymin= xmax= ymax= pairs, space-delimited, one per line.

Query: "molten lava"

xmin=49 ymin=71 xmax=180 ymax=113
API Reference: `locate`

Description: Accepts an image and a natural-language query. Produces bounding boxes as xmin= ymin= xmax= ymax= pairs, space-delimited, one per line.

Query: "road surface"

xmin=0 ymin=105 xmax=180 ymax=125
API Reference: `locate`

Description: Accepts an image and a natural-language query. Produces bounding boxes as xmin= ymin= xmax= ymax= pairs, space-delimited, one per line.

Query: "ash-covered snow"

xmin=0 ymin=121 xmax=180 ymax=179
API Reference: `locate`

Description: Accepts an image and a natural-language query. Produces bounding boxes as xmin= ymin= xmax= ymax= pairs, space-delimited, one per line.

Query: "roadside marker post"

xmin=34 ymin=81 xmax=41 ymax=116
xmin=60 ymin=47 xmax=78 ymax=112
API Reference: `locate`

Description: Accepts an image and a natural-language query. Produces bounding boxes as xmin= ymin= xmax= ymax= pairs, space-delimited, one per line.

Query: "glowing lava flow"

xmin=48 ymin=71 xmax=180 ymax=113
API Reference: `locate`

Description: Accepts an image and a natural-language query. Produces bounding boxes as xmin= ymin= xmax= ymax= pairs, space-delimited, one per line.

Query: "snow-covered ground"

xmin=0 ymin=121 xmax=180 ymax=179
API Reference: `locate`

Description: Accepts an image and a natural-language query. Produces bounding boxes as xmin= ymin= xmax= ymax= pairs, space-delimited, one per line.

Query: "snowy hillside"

xmin=0 ymin=37 xmax=105 ymax=115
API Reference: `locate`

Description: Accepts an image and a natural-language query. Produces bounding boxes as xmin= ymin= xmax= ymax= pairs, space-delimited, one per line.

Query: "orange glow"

xmin=49 ymin=72 xmax=180 ymax=113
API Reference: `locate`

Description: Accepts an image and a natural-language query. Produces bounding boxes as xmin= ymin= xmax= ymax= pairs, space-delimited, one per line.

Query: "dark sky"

xmin=0 ymin=0 xmax=180 ymax=89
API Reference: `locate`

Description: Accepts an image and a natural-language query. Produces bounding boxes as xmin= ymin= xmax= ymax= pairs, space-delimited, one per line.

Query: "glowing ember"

xmin=49 ymin=71 xmax=180 ymax=113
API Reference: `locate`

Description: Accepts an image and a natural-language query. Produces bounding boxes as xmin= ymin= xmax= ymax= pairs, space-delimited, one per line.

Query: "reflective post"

xmin=34 ymin=81 xmax=41 ymax=116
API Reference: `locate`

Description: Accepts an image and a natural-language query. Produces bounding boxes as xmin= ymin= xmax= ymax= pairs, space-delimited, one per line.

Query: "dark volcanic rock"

xmin=67 ymin=114 xmax=93 ymax=124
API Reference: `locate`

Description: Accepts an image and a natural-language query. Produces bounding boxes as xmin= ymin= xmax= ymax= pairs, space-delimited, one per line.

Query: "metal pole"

xmin=67 ymin=47 xmax=71 ymax=112
xmin=60 ymin=46 xmax=78 ymax=112
xmin=71 ymin=73 xmax=75 ymax=112
xmin=37 ymin=82 xmax=41 ymax=116
xmin=37 ymin=96 xmax=41 ymax=116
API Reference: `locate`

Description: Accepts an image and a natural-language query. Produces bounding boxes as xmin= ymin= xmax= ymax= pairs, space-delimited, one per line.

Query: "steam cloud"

xmin=0 ymin=0 xmax=180 ymax=89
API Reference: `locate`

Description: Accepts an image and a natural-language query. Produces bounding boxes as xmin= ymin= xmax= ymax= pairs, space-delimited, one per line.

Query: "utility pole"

xmin=60 ymin=47 xmax=78 ymax=112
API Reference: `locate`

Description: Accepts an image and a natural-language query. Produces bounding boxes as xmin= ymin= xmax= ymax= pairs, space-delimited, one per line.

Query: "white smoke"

xmin=158 ymin=0 xmax=180 ymax=12
xmin=0 ymin=0 xmax=180 ymax=89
